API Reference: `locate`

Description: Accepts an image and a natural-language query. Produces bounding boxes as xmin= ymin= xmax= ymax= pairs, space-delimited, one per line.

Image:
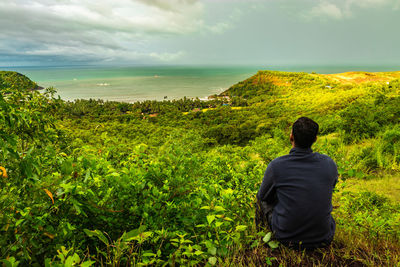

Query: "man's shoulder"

xmin=269 ymin=152 xmax=337 ymax=167
xmin=269 ymin=154 xmax=292 ymax=166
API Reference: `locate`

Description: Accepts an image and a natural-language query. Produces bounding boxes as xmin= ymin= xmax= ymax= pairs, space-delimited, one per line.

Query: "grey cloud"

xmin=0 ymin=0 xmax=204 ymax=64
xmin=276 ymin=0 xmax=400 ymax=21
xmin=135 ymin=0 xmax=200 ymax=12
xmin=304 ymin=0 xmax=400 ymax=20
xmin=1 ymin=0 xmax=399 ymax=66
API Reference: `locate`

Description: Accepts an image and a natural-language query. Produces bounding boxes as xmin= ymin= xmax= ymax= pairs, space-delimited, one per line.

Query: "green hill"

xmin=223 ymin=70 xmax=400 ymax=98
xmin=0 ymin=71 xmax=40 ymax=91
xmin=0 ymin=70 xmax=399 ymax=266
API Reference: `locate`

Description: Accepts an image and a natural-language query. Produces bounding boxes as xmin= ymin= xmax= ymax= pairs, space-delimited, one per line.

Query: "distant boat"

xmin=97 ymin=83 xmax=110 ymax=86
xmin=154 ymin=75 xmax=160 ymax=78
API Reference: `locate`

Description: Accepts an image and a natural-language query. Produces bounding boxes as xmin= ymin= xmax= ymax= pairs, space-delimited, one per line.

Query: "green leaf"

xmin=70 ymin=198 xmax=82 ymax=215
xmin=83 ymin=229 xmax=109 ymax=245
xmin=1 ymin=257 xmax=19 ymax=267
xmin=64 ymin=256 xmax=74 ymax=267
xmin=109 ymin=172 xmax=120 ymax=178
xmin=206 ymin=215 xmax=215 ymax=225
xmin=124 ymin=227 xmax=142 ymax=241
xmin=208 ymin=246 xmax=217 ymax=256
xmin=268 ymin=241 xmax=279 ymax=249
xmin=208 ymin=257 xmax=217 ymax=265
xmin=235 ymin=225 xmax=247 ymax=232
xmin=61 ymin=159 xmax=74 ymax=175
xmin=138 ymin=225 xmax=147 ymax=233
xmin=0 ymin=260 xmax=12 ymax=267
xmin=81 ymin=261 xmax=95 ymax=267
xmin=84 ymin=170 xmax=91 ymax=183
xmin=214 ymin=206 xmax=225 ymax=212
xmin=15 ymin=219 xmax=24 ymax=227
xmin=263 ymin=232 xmax=272 ymax=243
xmin=257 ymin=231 xmax=266 ymax=237
xmin=251 ymin=240 xmax=260 ymax=248
xmin=142 ymin=252 xmax=156 ymax=257
xmin=71 ymin=253 xmax=80 ymax=264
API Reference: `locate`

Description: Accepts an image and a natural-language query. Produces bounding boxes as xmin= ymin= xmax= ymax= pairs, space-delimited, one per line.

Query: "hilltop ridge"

xmin=0 ymin=71 xmax=41 ymax=91
xmin=221 ymin=70 xmax=400 ymax=99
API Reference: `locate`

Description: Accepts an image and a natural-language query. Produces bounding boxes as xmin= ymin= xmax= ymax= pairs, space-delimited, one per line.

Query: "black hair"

xmin=292 ymin=117 xmax=319 ymax=148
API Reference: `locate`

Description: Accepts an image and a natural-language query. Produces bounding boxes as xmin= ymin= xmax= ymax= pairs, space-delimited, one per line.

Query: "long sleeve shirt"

xmin=257 ymin=147 xmax=338 ymax=248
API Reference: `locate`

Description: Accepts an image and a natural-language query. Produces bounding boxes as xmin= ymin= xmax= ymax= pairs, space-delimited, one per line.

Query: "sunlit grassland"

xmin=344 ymin=175 xmax=400 ymax=202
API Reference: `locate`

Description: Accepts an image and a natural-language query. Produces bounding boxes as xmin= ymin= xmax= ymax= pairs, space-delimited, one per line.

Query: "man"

xmin=256 ymin=117 xmax=338 ymax=249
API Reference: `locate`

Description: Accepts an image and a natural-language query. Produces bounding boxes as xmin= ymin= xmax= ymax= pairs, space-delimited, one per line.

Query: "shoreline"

xmin=17 ymin=69 xmax=400 ymax=104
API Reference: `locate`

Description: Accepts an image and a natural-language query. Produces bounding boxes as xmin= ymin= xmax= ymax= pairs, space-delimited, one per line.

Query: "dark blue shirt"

xmin=257 ymin=147 xmax=338 ymax=248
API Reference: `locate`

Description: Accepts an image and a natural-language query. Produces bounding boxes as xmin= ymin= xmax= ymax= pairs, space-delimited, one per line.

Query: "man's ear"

xmin=290 ymin=132 xmax=294 ymax=142
xmin=314 ymin=136 xmax=318 ymax=143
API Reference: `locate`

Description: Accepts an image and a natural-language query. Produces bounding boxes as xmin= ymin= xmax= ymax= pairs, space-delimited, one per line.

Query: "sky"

xmin=0 ymin=0 xmax=400 ymax=66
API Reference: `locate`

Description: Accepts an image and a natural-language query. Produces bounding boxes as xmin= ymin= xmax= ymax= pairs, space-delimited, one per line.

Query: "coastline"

xmin=9 ymin=68 xmax=400 ymax=103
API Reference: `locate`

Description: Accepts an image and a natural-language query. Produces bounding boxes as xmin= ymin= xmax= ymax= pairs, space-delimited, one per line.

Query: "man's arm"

xmin=257 ymin=163 xmax=276 ymax=204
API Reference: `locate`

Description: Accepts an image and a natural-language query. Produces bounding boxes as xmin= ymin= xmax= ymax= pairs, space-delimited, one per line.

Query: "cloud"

xmin=301 ymin=0 xmax=399 ymax=21
xmin=208 ymin=22 xmax=231 ymax=34
xmin=342 ymin=0 xmax=398 ymax=15
xmin=395 ymin=0 xmax=400 ymax=9
xmin=350 ymin=0 xmax=391 ymax=8
xmin=202 ymin=5 xmax=246 ymax=35
xmin=149 ymin=51 xmax=186 ymax=61
xmin=309 ymin=2 xmax=343 ymax=19
xmin=0 ymin=0 xmax=204 ymax=64
xmin=135 ymin=0 xmax=199 ymax=12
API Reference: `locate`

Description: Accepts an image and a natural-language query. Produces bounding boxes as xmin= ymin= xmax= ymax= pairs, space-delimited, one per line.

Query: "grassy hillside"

xmin=0 ymin=71 xmax=40 ymax=91
xmin=0 ymin=70 xmax=399 ymax=266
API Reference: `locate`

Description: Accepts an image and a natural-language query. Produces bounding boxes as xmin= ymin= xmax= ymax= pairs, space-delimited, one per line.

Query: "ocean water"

xmin=7 ymin=66 xmax=260 ymax=102
xmin=4 ymin=65 xmax=400 ymax=103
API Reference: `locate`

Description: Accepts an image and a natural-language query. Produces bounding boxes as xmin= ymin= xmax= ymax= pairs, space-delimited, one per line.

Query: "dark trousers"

xmin=255 ymin=199 xmax=274 ymax=231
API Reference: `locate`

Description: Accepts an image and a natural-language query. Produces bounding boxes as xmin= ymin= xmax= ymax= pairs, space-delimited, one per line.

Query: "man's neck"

xmin=290 ymin=146 xmax=313 ymax=154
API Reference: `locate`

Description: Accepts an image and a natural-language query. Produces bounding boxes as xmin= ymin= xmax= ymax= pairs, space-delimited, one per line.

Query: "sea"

xmin=2 ymin=65 xmax=399 ymax=103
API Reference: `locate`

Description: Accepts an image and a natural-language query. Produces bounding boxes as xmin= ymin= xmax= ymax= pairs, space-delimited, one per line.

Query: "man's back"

xmin=257 ymin=146 xmax=338 ymax=248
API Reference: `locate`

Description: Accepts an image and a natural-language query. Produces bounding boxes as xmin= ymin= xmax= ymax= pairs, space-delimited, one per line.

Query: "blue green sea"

xmin=4 ymin=65 xmax=400 ymax=102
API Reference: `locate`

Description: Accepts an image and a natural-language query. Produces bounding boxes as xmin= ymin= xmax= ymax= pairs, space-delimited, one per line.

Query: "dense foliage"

xmin=0 ymin=71 xmax=39 ymax=91
xmin=0 ymin=70 xmax=399 ymax=266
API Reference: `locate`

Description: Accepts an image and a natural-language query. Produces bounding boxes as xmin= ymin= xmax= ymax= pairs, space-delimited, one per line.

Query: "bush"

xmin=336 ymin=191 xmax=400 ymax=239
xmin=340 ymin=95 xmax=400 ymax=143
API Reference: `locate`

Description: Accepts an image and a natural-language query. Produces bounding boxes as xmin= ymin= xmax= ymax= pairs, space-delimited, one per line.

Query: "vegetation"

xmin=0 ymin=70 xmax=399 ymax=266
xmin=0 ymin=71 xmax=40 ymax=91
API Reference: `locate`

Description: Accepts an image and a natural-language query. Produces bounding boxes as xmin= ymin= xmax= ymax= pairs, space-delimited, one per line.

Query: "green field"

xmin=0 ymin=70 xmax=399 ymax=266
